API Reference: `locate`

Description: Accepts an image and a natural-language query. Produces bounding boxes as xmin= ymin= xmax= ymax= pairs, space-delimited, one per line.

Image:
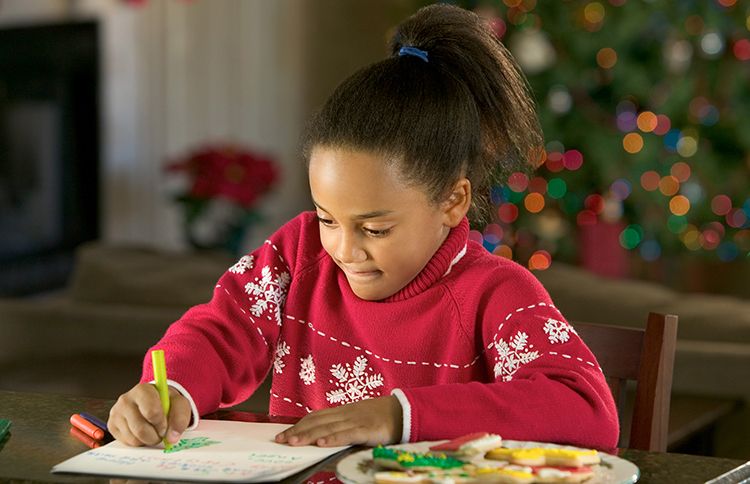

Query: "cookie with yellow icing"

xmin=486 ymin=447 xmax=600 ymax=468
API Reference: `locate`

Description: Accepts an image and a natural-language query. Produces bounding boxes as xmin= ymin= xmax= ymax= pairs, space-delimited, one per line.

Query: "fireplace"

xmin=0 ymin=21 xmax=99 ymax=296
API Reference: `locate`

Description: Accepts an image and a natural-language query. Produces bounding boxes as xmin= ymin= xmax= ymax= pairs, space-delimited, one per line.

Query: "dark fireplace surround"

xmin=0 ymin=21 xmax=99 ymax=296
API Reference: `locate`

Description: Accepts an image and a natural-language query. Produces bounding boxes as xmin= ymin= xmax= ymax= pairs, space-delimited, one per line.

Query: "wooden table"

xmin=0 ymin=390 xmax=746 ymax=483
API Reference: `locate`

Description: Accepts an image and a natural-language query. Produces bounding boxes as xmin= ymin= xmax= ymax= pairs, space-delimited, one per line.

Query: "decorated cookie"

xmin=486 ymin=447 xmax=600 ymax=468
xmin=429 ymin=432 xmax=503 ymax=457
xmin=372 ymin=446 xmax=466 ymax=472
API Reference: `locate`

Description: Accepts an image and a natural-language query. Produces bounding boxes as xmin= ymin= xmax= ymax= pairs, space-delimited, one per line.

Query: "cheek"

xmin=319 ymin=230 xmax=337 ymax=258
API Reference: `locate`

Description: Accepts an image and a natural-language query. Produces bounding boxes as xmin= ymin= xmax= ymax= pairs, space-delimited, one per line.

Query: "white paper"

xmin=52 ymin=420 xmax=349 ymax=482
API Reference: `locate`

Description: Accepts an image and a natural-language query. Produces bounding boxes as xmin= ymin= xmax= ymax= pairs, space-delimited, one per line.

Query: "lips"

xmin=341 ymin=266 xmax=382 ymax=278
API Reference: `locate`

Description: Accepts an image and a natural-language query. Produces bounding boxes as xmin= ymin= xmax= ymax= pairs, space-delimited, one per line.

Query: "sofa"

xmin=0 ymin=242 xmax=748 ymax=456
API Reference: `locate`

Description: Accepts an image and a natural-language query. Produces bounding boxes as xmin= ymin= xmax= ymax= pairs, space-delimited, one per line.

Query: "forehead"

xmin=308 ymin=147 xmax=429 ymax=213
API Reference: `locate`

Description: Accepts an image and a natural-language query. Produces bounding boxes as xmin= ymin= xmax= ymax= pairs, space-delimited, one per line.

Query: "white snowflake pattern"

xmin=273 ymin=340 xmax=290 ymax=374
xmin=228 ymin=255 xmax=254 ymax=274
xmin=326 ymin=355 xmax=384 ymax=405
xmin=299 ymin=355 xmax=316 ymax=385
xmin=493 ymin=331 xmax=540 ymax=382
xmin=245 ymin=265 xmax=291 ymax=325
xmin=543 ymin=317 xmax=572 ymax=344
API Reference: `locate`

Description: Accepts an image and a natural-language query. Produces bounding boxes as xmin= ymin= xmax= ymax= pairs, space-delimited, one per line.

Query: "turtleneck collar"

xmin=383 ymin=217 xmax=469 ymax=303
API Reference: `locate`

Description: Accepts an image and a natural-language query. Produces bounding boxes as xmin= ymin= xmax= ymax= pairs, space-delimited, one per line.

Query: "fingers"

xmin=276 ymin=417 xmax=354 ymax=446
xmin=165 ymin=387 xmax=191 ymax=444
xmin=108 ymin=383 xmax=167 ymax=447
xmin=274 ymin=397 xmax=402 ymax=447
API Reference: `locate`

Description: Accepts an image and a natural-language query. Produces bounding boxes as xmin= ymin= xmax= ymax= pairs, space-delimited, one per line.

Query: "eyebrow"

xmin=312 ymin=201 xmax=394 ymax=220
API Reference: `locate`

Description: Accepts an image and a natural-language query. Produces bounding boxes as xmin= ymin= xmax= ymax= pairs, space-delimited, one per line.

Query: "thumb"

xmin=166 ymin=389 xmax=191 ymax=444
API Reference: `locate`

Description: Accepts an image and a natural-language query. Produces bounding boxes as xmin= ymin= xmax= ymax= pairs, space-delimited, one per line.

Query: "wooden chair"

xmin=572 ymin=312 xmax=678 ymax=452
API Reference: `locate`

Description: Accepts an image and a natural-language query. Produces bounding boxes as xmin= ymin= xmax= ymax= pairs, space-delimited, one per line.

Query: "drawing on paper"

xmin=163 ymin=436 xmax=220 ymax=454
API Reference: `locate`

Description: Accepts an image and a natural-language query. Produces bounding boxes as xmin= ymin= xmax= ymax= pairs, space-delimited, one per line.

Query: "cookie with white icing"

xmin=429 ymin=432 xmax=503 ymax=458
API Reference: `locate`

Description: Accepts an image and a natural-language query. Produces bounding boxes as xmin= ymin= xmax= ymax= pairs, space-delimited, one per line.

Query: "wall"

xmin=0 ymin=0 xmax=418 ymax=252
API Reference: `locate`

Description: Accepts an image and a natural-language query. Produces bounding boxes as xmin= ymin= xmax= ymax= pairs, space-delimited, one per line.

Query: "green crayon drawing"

xmin=163 ymin=436 xmax=220 ymax=454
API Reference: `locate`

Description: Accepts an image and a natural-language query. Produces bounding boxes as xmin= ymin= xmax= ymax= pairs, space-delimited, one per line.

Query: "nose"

xmin=334 ymin=229 xmax=367 ymax=264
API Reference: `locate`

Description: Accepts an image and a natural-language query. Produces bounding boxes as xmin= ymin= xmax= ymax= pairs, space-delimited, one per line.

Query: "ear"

xmin=441 ymin=178 xmax=472 ymax=228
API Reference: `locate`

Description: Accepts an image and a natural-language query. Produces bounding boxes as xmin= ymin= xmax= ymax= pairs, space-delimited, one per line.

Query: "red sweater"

xmin=141 ymin=212 xmax=619 ymax=449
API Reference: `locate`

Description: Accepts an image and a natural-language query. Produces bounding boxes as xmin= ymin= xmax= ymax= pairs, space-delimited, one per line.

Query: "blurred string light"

xmin=474 ymin=1 xmax=749 ymax=268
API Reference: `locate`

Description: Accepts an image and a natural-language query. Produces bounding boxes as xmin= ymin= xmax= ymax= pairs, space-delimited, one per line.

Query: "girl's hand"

xmin=274 ymin=396 xmax=403 ymax=447
xmin=108 ymin=382 xmax=192 ymax=447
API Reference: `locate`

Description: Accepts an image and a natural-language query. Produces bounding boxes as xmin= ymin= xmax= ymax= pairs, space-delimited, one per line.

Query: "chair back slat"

xmin=572 ymin=312 xmax=678 ymax=452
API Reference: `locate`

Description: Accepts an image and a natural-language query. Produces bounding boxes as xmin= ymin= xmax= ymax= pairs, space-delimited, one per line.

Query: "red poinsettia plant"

xmin=165 ymin=144 xmax=280 ymax=253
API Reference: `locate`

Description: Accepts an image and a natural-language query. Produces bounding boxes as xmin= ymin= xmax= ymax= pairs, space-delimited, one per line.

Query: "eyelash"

xmin=316 ymin=216 xmax=391 ymax=237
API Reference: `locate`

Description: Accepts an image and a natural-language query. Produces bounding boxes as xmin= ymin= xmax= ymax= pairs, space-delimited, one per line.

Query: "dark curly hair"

xmin=302 ymin=3 xmax=543 ymax=224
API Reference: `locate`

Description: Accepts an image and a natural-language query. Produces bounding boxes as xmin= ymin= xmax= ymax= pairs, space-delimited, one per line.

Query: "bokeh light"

xmin=664 ymin=129 xmax=681 ymax=151
xmin=584 ymin=2 xmax=605 ymax=23
xmin=610 ymin=178 xmax=632 ymax=200
xmin=563 ymin=149 xmax=584 ymax=170
xmin=528 ymin=249 xmax=552 ymax=270
xmin=735 ymin=39 xmax=750 ymax=60
xmin=623 ymin=132 xmax=644 ymax=153
xmin=498 ymin=202 xmax=519 ymax=223
xmin=617 ymin=111 xmax=637 ymax=132
xmin=682 ymin=226 xmax=701 ymax=250
xmin=637 ymin=111 xmax=658 ymax=132
xmin=596 ymin=47 xmax=618 ymax=69
xmin=469 ymin=230 xmax=484 ymax=245
xmin=700 ymin=228 xmax=721 ymax=250
xmin=669 ymin=195 xmax=690 ymax=215
xmin=493 ymin=244 xmax=513 ymax=259
xmin=584 ymin=194 xmax=605 ymax=213
xmin=670 ymin=161 xmax=691 ymax=182
xmin=547 ymin=178 xmax=567 ymax=198
xmin=640 ymin=170 xmax=661 ymax=191
xmin=685 ymin=15 xmax=704 ymax=35
xmin=524 ymin=192 xmax=545 ymax=213
xmin=545 ymin=151 xmax=565 ymax=172
xmin=658 ymin=175 xmax=680 ymax=196
xmin=483 ymin=223 xmax=504 ymax=245
xmin=619 ymin=224 xmax=643 ymax=249
xmin=508 ymin=172 xmax=529 ymax=192
xmin=677 ymin=136 xmax=698 ymax=157
xmin=701 ymin=31 xmax=725 ymax=57
xmin=640 ymin=239 xmax=661 ymax=261
xmin=654 ymin=114 xmax=671 ymax=135
xmin=711 ymin=194 xmax=732 ymax=215
xmin=727 ymin=208 xmax=748 ymax=228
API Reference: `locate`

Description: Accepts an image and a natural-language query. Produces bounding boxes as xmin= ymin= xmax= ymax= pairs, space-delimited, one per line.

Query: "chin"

xmin=349 ymin=283 xmax=392 ymax=302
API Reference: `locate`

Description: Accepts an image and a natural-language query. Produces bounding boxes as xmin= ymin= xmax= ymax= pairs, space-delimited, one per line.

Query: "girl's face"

xmin=309 ymin=147 xmax=456 ymax=301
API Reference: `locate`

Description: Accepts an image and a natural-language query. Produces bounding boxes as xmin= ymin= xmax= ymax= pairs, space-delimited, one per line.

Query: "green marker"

xmin=151 ymin=350 xmax=172 ymax=451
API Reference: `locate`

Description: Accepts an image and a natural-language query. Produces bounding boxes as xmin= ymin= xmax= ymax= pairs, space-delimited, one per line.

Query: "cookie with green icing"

xmin=372 ymin=446 xmax=467 ymax=472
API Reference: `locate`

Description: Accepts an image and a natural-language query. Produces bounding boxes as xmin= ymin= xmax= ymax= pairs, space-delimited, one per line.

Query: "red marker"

xmin=70 ymin=413 xmax=105 ymax=440
xmin=69 ymin=426 xmax=101 ymax=448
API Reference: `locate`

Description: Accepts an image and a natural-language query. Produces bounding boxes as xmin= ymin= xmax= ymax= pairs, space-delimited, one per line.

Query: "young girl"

xmin=108 ymin=4 xmax=619 ymax=451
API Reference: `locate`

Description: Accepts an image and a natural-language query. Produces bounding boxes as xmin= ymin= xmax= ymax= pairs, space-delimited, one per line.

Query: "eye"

xmin=316 ymin=215 xmax=335 ymax=226
xmin=363 ymin=227 xmax=391 ymax=237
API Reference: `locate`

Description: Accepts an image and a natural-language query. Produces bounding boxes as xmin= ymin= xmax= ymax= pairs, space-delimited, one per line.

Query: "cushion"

xmin=68 ymin=242 xmax=234 ymax=307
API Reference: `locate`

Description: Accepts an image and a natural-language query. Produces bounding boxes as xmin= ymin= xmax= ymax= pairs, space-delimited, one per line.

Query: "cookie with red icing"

xmin=428 ymin=432 xmax=503 ymax=457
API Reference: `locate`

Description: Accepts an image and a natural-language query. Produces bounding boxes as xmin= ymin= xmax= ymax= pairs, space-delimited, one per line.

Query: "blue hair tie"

xmin=398 ymin=46 xmax=429 ymax=63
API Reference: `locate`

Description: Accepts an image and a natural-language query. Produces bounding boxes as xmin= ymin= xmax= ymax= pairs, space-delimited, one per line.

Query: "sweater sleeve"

xmin=139 ymin=215 xmax=305 ymax=417
xmin=398 ymin=265 xmax=620 ymax=450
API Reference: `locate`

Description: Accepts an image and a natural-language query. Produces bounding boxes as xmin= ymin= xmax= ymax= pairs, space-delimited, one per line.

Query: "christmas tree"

xmin=450 ymin=0 xmax=750 ymax=275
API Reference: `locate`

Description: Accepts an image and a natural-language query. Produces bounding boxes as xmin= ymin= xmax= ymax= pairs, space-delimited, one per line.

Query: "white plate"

xmin=336 ymin=440 xmax=639 ymax=483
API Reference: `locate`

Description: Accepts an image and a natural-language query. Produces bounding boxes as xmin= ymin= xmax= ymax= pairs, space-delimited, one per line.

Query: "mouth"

xmin=341 ymin=267 xmax=382 ymax=280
